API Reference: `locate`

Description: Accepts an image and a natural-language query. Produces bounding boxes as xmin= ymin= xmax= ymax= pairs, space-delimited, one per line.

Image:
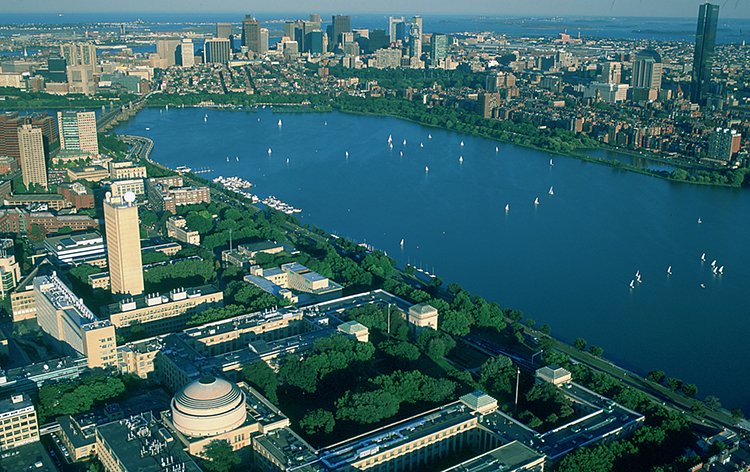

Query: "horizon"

xmin=2 ymin=0 xmax=750 ymax=20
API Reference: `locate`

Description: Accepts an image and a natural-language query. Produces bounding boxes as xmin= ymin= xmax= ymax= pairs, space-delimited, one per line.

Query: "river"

xmin=116 ymin=106 xmax=750 ymax=414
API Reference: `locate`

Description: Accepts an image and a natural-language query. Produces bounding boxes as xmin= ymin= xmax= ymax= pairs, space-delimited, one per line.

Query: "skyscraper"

xmin=260 ymin=29 xmax=269 ymax=54
xmin=179 ymin=38 xmax=194 ymax=67
xmin=156 ymin=39 xmax=180 ymax=66
xmin=59 ymin=42 xmax=97 ymax=76
xmin=104 ymin=192 xmax=144 ymax=299
xmin=204 ymin=38 xmax=231 ymax=64
xmin=601 ymin=62 xmax=621 ymax=84
xmin=331 ymin=15 xmax=351 ymax=50
xmin=691 ymin=2 xmax=719 ymax=104
xmin=18 ymin=124 xmax=47 ymax=191
xmin=57 ymin=110 xmax=97 ymax=155
xmin=216 ymin=22 xmax=232 ymax=39
xmin=430 ymin=34 xmax=449 ymax=64
xmin=389 ymin=16 xmax=404 ymax=42
xmin=242 ymin=15 xmax=261 ymax=53
xmin=631 ymin=50 xmax=663 ymax=90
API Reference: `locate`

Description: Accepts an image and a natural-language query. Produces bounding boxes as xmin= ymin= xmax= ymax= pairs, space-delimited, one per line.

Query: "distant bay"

xmin=116 ymin=107 xmax=750 ymax=414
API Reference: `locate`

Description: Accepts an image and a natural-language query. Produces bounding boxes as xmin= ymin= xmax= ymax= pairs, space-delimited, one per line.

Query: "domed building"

xmin=171 ymin=376 xmax=246 ymax=437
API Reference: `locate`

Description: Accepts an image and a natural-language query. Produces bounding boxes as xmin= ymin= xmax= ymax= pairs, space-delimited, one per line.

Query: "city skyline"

xmin=3 ymin=0 xmax=750 ymax=19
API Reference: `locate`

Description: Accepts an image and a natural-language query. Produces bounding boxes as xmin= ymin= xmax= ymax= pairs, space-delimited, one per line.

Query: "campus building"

xmin=18 ymin=124 xmax=48 ymax=190
xmin=0 ymin=394 xmax=38 ymax=452
xmin=57 ymin=110 xmax=97 ymax=155
xmin=104 ymin=192 xmax=144 ymax=299
xmin=147 ymin=176 xmax=210 ymax=214
xmin=166 ymin=216 xmax=200 ymax=246
xmin=0 ymin=239 xmax=20 ymax=299
xmin=32 ymin=274 xmax=117 ymax=370
xmin=43 ymin=231 xmax=105 ymax=266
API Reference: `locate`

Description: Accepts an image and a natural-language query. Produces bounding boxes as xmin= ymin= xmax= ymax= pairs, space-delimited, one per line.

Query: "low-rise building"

xmin=103 ymin=285 xmax=223 ymax=337
xmin=43 ymin=231 xmax=105 ymax=266
xmin=408 ymin=302 xmax=439 ymax=336
xmin=147 ymin=176 xmax=210 ymax=214
xmin=95 ymin=412 xmax=202 ymax=472
xmin=57 ymin=182 xmax=95 ymax=209
xmin=0 ymin=239 xmax=20 ymax=299
xmin=109 ymin=178 xmax=145 ymax=198
xmin=0 ymin=394 xmax=38 ymax=451
xmin=108 ymin=161 xmax=147 ymax=180
xmin=66 ymin=164 xmax=109 ymax=182
xmin=4 ymin=193 xmax=70 ymax=211
xmin=166 ymin=216 xmax=200 ymax=245
xmin=57 ymin=412 xmax=100 ymax=461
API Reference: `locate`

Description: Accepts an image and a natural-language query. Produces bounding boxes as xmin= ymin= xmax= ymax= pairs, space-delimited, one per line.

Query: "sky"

xmin=3 ymin=0 xmax=750 ymax=19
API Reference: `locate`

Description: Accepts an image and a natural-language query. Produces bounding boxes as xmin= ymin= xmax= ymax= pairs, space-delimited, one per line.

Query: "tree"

xmin=538 ymin=324 xmax=551 ymax=335
xmin=681 ymin=383 xmax=697 ymax=398
xmin=647 ymin=370 xmax=665 ymax=384
xmin=203 ymin=440 xmax=241 ymax=472
xmin=588 ymin=346 xmax=604 ymax=357
xmin=243 ymin=360 xmax=278 ymax=403
xmin=705 ymin=395 xmax=721 ymax=411
xmin=300 ymin=409 xmax=336 ymax=435
xmin=525 ymin=318 xmax=536 ymax=329
xmin=447 ymin=283 xmax=463 ymax=294
xmin=335 ymin=390 xmax=400 ymax=424
xmin=731 ymin=408 xmax=745 ymax=419
xmin=573 ymin=338 xmax=587 ymax=350
xmin=666 ymin=378 xmax=683 ymax=392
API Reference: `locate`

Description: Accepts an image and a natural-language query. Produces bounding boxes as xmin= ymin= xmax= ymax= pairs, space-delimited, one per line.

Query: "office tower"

xmin=691 ymin=2 xmax=719 ymax=104
xmin=18 ymin=124 xmax=47 ymax=190
xmin=216 ymin=22 xmax=232 ymax=39
xmin=307 ymin=30 xmax=324 ymax=54
xmin=601 ymin=62 xmax=621 ymax=84
xmin=0 ymin=112 xmax=25 ymax=159
xmin=57 ymin=110 xmax=97 ymax=155
xmin=179 ymin=39 xmax=194 ymax=67
xmin=309 ymin=13 xmax=321 ymax=23
xmin=389 ymin=16 xmax=404 ymax=42
xmin=369 ymin=30 xmax=389 ymax=53
xmin=284 ymin=21 xmax=296 ymax=41
xmin=409 ymin=24 xmax=422 ymax=59
xmin=59 ymin=42 xmax=97 ymax=75
xmin=331 ymin=15 xmax=351 ymax=50
xmin=302 ymin=21 xmax=320 ymax=51
xmin=708 ymin=128 xmax=741 ymax=162
xmin=46 ymin=54 xmax=68 ymax=83
xmin=66 ymin=65 xmax=95 ymax=95
xmin=204 ymin=38 xmax=231 ymax=64
xmin=260 ymin=29 xmax=269 ymax=54
xmin=104 ymin=192 xmax=144 ymax=299
xmin=631 ymin=50 xmax=663 ymax=90
xmin=242 ymin=15 xmax=261 ymax=53
xmin=156 ymin=39 xmax=180 ymax=67
xmin=430 ymin=34 xmax=449 ymax=63
xmin=376 ymin=48 xmax=402 ymax=69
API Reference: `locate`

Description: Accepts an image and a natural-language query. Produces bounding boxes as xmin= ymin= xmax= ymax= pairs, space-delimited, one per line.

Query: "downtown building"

xmin=57 ymin=110 xmax=98 ymax=156
xmin=690 ymin=2 xmax=719 ymax=104
xmin=17 ymin=124 xmax=48 ymax=190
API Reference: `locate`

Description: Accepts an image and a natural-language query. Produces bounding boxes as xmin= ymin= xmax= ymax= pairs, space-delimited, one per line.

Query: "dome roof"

xmin=171 ymin=376 xmax=247 ymax=438
xmin=173 ymin=376 xmax=243 ymax=415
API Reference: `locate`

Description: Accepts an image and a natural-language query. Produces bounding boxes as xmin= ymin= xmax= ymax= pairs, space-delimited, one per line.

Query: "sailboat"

xmin=428 ymin=134 xmax=432 ymax=139
xmin=390 ymin=143 xmax=393 ymax=149
xmin=667 ymin=266 xmax=672 ymax=275
xmin=420 ymin=143 xmax=424 ymax=147
xmin=345 ymin=151 xmax=349 ymax=158
xmin=548 ymin=186 xmax=554 ymax=195
xmin=165 ymin=105 xmax=168 ymax=110
xmin=505 ymin=204 xmax=509 ymax=211
xmin=534 ymin=197 xmax=539 ymax=205
xmin=388 ymin=134 xmax=392 ymax=144
xmin=204 ymin=114 xmax=207 ymax=122
xmin=278 ymin=119 xmax=282 ymax=126
xmin=701 ymin=253 xmax=706 ymax=261
xmin=459 ymin=156 xmax=463 ymax=163
xmin=550 ymin=159 xmax=554 ymax=166
xmin=324 ymin=121 xmax=327 ymax=125
xmin=403 ymin=139 xmax=407 ymax=145
xmin=630 ymin=280 xmax=635 ymax=289
xmin=236 ymin=156 xmax=239 ymax=161
xmin=286 ymin=158 xmax=289 ymax=164
xmin=268 ymin=148 xmax=272 ymax=154
xmin=226 ymin=157 xmax=229 ymax=162
xmin=495 ymin=147 xmax=499 ymax=152
xmin=400 ymin=239 xmax=404 ymax=247
xmin=698 ymin=218 xmax=702 ymax=224
xmin=425 ymin=166 xmax=429 ymax=173
xmin=460 ymin=141 xmax=464 ymax=146
xmin=400 ymin=151 xmax=403 ymax=156
xmin=719 ymin=266 xmax=724 ymax=274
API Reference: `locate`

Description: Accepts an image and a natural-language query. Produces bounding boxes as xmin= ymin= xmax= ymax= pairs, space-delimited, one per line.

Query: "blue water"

xmin=115 ymin=107 xmax=750 ymax=414
xmin=2 ymin=13 xmax=750 ymax=43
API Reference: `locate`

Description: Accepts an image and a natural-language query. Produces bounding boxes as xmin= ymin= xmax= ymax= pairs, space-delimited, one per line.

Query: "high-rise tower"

xmin=57 ymin=110 xmax=97 ymax=155
xmin=18 ymin=124 xmax=47 ymax=191
xmin=331 ymin=15 xmax=351 ymax=50
xmin=691 ymin=3 xmax=719 ymax=104
xmin=104 ymin=192 xmax=144 ymax=299
xmin=242 ymin=15 xmax=261 ymax=53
